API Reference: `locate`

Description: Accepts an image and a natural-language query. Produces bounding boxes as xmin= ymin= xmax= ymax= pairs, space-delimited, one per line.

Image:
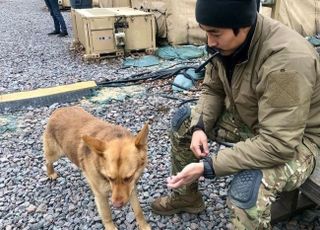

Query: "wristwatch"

xmin=201 ymin=157 xmax=215 ymax=179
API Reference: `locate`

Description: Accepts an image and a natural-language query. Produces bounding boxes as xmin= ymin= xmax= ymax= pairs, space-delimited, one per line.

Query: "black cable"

xmin=194 ymin=51 xmax=219 ymax=73
xmin=97 ymin=65 xmax=198 ymax=87
xmin=96 ymin=57 xmax=215 ymax=91
xmin=179 ymin=98 xmax=198 ymax=107
xmin=158 ymin=94 xmax=198 ymax=107
xmin=171 ymin=82 xmax=198 ymax=92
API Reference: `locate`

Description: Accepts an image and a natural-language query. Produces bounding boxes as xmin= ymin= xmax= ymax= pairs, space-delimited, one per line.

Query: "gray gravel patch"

xmin=0 ymin=0 xmax=319 ymax=229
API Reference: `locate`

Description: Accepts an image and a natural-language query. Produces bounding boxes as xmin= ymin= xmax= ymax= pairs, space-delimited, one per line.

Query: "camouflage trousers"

xmin=170 ymin=109 xmax=317 ymax=229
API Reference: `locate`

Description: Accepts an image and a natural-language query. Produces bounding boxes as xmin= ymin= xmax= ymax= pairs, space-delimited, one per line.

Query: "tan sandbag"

xmin=98 ymin=0 xmax=111 ymax=7
xmin=130 ymin=0 xmax=204 ymax=44
xmin=153 ymin=10 xmax=167 ymax=39
xmin=131 ymin=0 xmax=166 ymax=15
xmin=98 ymin=0 xmax=131 ymax=8
xmin=279 ymin=0 xmax=319 ymax=36
xmin=131 ymin=0 xmax=167 ymax=38
xmin=92 ymin=0 xmax=99 ymax=7
xmin=262 ymin=0 xmax=320 ymax=36
xmin=131 ymin=0 xmax=164 ymax=10
xmin=131 ymin=0 xmax=149 ymax=9
xmin=187 ymin=19 xmax=206 ymax=45
xmin=166 ymin=0 xmax=197 ymax=44
xmin=132 ymin=0 xmax=319 ymax=45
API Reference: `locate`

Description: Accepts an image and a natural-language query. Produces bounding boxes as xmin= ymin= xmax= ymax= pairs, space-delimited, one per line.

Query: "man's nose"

xmin=207 ymin=35 xmax=218 ymax=47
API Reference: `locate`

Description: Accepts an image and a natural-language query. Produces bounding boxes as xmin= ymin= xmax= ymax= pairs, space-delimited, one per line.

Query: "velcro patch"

xmin=266 ymin=71 xmax=301 ymax=108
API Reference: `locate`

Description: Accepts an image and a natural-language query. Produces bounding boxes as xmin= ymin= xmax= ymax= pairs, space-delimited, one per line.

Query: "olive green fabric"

xmin=190 ymin=14 xmax=320 ymax=176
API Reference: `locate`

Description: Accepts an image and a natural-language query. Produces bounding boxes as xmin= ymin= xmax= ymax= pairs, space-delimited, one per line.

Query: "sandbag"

xmin=131 ymin=0 xmax=167 ymax=38
xmin=262 ymin=0 xmax=320 ymax=36
xmin=166 ymin=0 xmax=199 ymax=44
xmin=187 ymin=19 xmax=206 ymax=45
xmin=130 ymin=0 xmax=319 ymax=45
xmin=98 ymin=0 xmax=131 ymax=7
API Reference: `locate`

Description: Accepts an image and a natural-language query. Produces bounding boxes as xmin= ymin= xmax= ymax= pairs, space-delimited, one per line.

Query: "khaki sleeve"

xmin=212 ymin=68 xmax=316 ymax=176
xmin=191 ymin=63 xmax=225 ymax=133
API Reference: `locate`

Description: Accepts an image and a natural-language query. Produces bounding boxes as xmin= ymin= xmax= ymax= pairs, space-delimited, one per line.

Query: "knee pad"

xmin=171 ymin=105 xmax=191 ymax=132
xmin=228 ymin=169 xmax=263 ymax=209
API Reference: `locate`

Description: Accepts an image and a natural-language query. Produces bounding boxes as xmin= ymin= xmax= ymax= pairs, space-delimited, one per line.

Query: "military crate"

xmin=71 ymin=7 xmax=156 ymax=59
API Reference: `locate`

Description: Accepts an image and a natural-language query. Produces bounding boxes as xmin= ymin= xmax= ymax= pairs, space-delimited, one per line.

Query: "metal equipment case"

xmin=71 ymin=7 xmax=156 ymax=59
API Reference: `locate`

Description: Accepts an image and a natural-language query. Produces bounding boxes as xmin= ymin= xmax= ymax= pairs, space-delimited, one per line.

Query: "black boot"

xmin=47 ymin=31 xmax=60 ymax=35
xmin=58 ymin=32 xmax=68 ymax=37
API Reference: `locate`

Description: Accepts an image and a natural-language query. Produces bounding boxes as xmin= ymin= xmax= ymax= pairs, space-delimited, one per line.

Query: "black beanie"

xmin=196 ymin=0 xmax=257 ymax=28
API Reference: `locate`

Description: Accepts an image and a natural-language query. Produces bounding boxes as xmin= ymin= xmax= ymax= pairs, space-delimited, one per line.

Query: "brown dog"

xmin=43 ymin=106 xmax=151 ymax=230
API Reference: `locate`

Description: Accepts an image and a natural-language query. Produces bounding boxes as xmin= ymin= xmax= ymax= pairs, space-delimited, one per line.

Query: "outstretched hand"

xmin=190 ymin=130 xmax=209 ymax=158
xmin=167 ymin=163 xmax=204 ymax=189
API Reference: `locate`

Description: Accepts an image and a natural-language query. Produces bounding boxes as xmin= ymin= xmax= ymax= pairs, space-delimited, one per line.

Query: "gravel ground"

xmin=0 ymin=0 xmax=319 ymax=229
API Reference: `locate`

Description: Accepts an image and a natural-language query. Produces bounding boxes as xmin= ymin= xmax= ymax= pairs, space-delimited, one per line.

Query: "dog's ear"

xmin=82 ymin=135 xmax=105 ymax=156
xmin=135 ymin=122 xmax=149 ymax=149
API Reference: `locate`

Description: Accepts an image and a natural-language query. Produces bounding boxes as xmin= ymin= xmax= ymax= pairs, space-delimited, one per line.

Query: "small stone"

xmin=190 ymin=223 xmax=199 ymax=230
xmin=44 ymin=214 xmax=54 ymax=223
xmin=215 ymin=203 xmax=224 ymax=211
xmin=26 ymin=204 xmax=37 ymax=213
xmin=36 ymin=203 xmax=47 ymax=213
xmin=5 ymin=225 xmax=13 ymax=230
xmin=126 ymin=212 xmax=135 ymax=224
xmin=68 ymin=203 xmax=76 ymax=212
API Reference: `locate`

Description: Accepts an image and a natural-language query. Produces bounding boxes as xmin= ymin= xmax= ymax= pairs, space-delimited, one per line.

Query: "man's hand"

xmin=167 ymin=163 xmax=204 ymax=189
xmin=190 ymin=130 xmax=209 ymax=158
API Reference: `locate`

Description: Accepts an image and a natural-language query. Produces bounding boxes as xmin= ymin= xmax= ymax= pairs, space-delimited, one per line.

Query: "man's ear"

xmin=82 ymin=135 xmax=106 ymax=156
xmin=135 ymin=123 xmax=149 ymax=150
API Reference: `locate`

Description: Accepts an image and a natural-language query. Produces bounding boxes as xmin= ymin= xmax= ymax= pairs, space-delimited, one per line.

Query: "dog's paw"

xmin=140 ymin=224 xmax=152 ymax=230
xmin=48 ymin=172 xmax=58 ymax=180
xmin=104 ymin=222 xmax=118 ymax=230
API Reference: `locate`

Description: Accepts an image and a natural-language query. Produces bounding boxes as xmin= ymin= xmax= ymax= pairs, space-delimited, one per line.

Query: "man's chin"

xmin=212 ymin=48 xmax=229 ymax=56
xmin=219 ymin=50 xmax=234 ymax=56
xmin=207 ymin=46 xmax=234 ymax=56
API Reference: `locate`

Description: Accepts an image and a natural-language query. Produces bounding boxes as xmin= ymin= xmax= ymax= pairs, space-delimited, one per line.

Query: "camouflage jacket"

xmin=191 ymin=14 xmax=320 ymax=176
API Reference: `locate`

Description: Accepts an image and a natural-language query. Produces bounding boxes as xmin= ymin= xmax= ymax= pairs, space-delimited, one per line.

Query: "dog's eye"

xmin=123 ymin=176 xmax=133 ymax=183
xmin=107 ymin=177 xmax=115 ymax=182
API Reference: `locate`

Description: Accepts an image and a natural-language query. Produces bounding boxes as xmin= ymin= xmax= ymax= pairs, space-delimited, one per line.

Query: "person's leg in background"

xmin=256 ymin=0 xmax=261 ymax=12
xmin=47 ymin=0 xmax=68 ymax=36
xmin=44 ymin=0 xmax=61 ymax=35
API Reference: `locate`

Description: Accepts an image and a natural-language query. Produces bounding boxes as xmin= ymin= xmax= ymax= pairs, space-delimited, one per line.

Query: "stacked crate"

xmin=71 ymin=7 xmax=156 ymax=59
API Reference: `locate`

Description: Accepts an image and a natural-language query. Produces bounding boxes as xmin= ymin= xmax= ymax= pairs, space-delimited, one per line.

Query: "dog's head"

xmin=82 ymin=123 xmax=149 ymax=208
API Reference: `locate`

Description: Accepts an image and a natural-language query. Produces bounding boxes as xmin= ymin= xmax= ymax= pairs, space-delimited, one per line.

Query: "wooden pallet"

xmin=85 ymin=48 xmax=156 ymax=60
xmin=70 ymin=40 xmax=156 ymax=60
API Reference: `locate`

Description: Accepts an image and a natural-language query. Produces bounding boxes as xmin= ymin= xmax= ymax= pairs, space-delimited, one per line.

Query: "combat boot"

xmin=151 ymin=192 xmax=205 ymax=215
